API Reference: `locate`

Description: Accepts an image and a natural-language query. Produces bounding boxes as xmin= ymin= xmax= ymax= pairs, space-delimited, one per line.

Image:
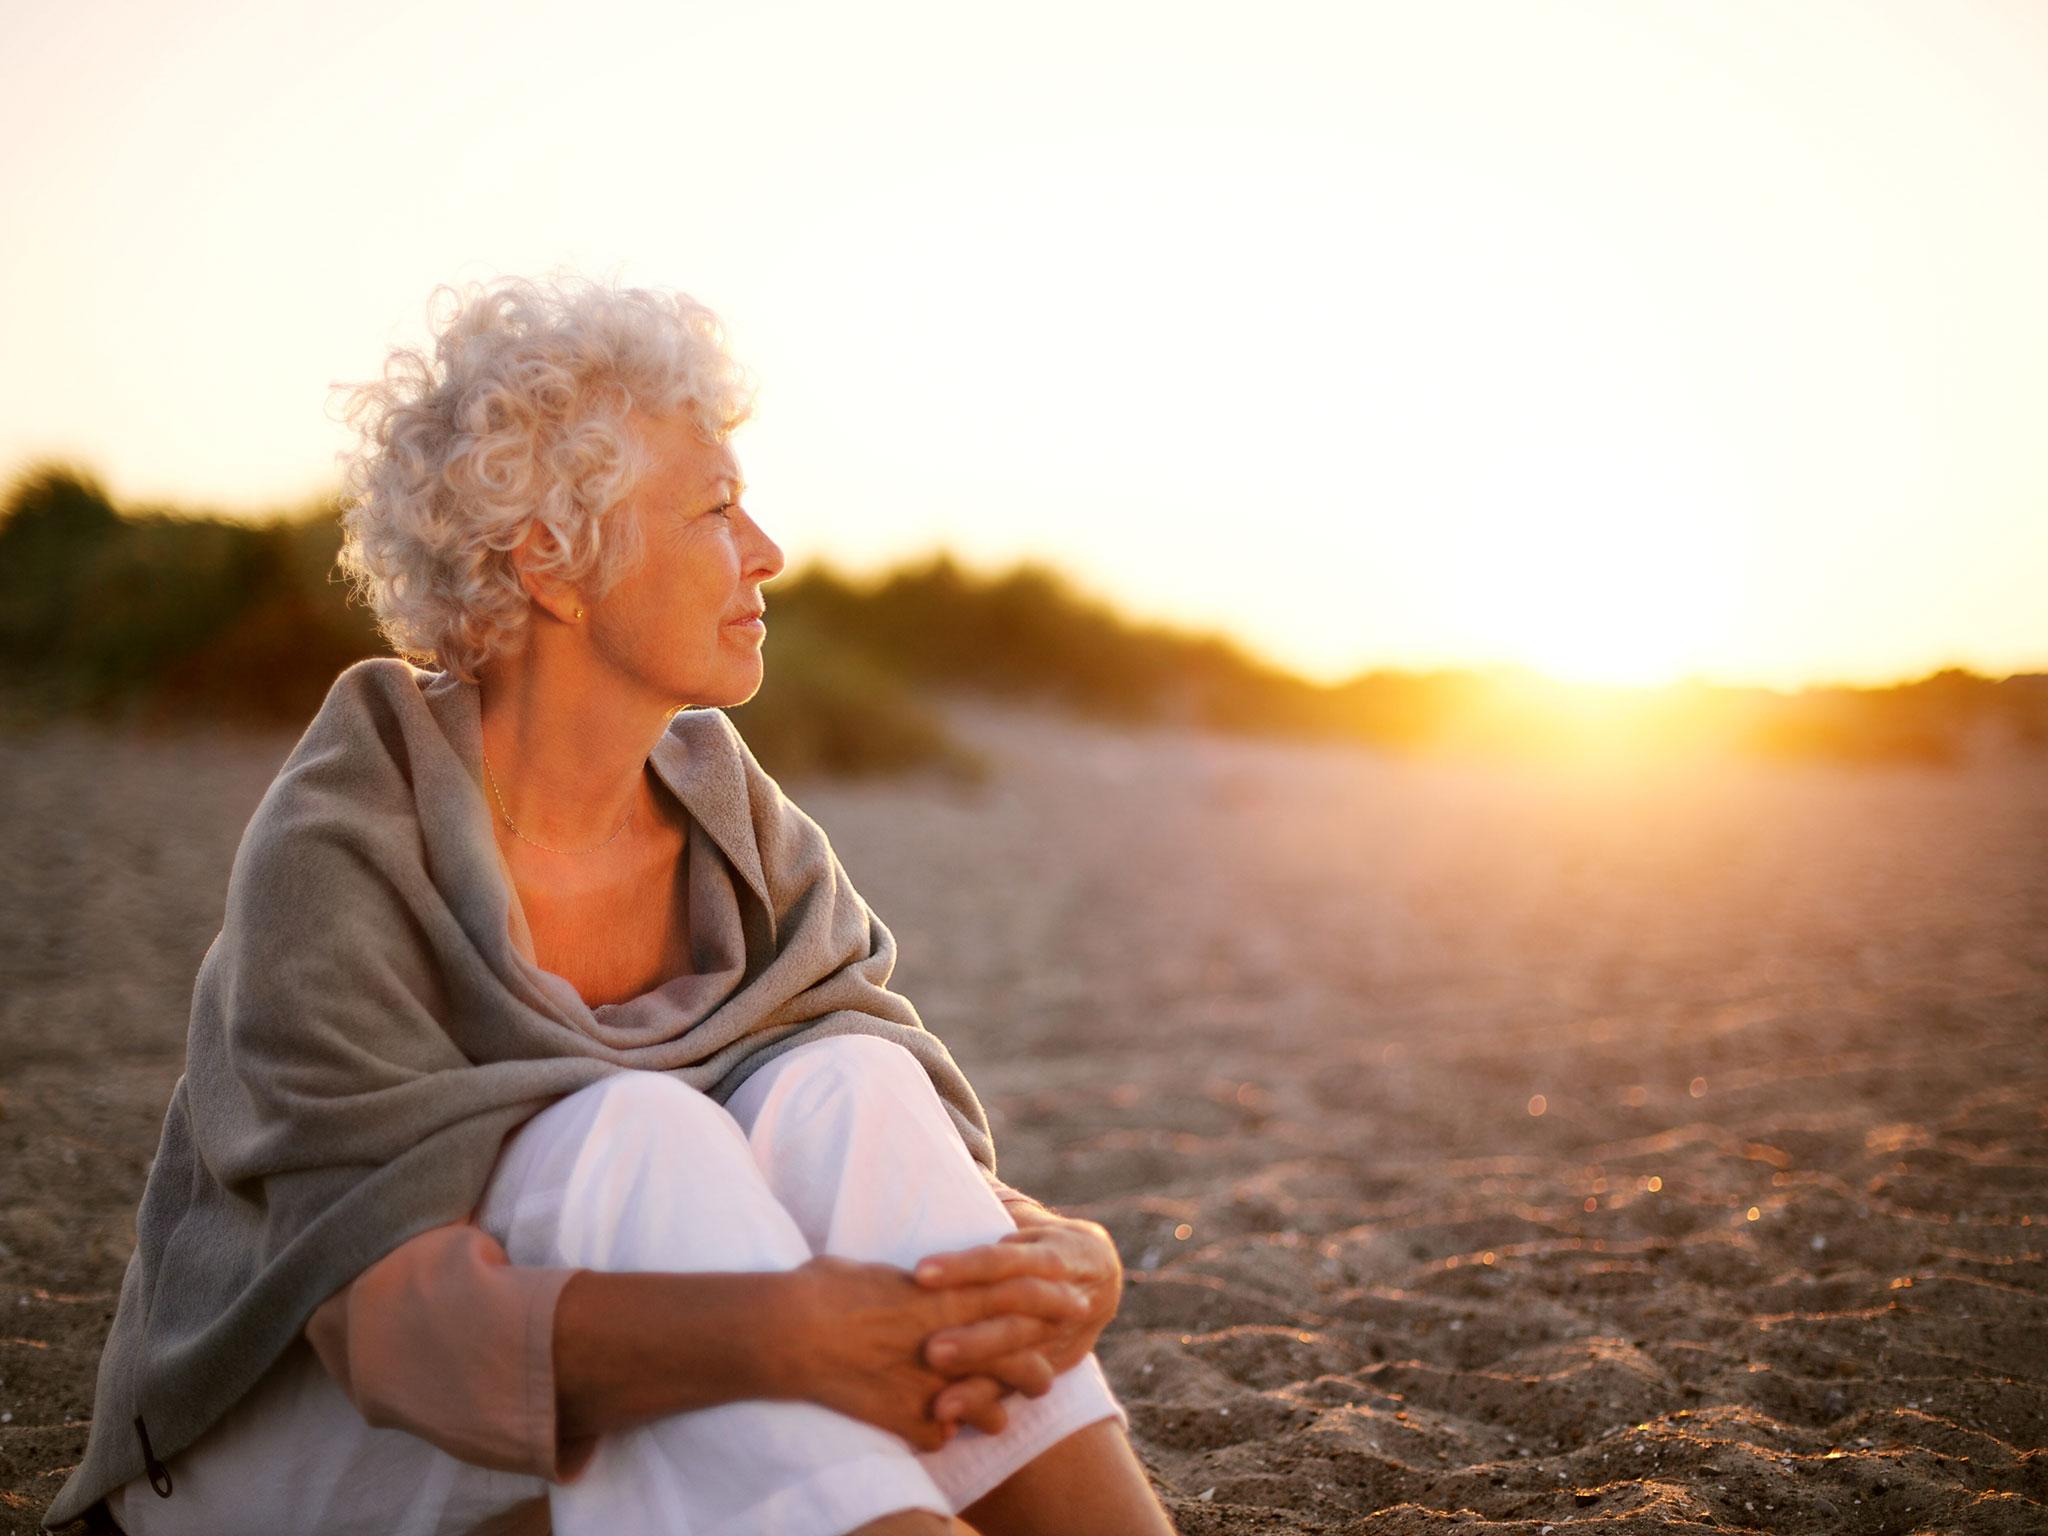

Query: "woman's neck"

xmin=475 ymin=632 xmax=675 ymax=855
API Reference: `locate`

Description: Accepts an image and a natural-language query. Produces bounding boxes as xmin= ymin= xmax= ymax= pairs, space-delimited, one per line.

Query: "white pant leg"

xmin=475 ymin=1069 xmax=952 ymax=1536
xmin=724 ymin=1035 xmax=1129 ymax=1515
xmin=102 ymin=1332 xmax=546 ymax=1536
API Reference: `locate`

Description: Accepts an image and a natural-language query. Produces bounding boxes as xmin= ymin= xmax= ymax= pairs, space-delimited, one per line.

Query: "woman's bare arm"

xmin=554 ymin=1258 xmax=1087 ymax=1451
xmin=552 ymin=1269 xmax=800 ymax=1440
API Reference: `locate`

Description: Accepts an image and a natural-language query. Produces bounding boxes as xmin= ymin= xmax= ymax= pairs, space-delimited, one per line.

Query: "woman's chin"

xmin=695 ymin=662 xmax=767 ymax=712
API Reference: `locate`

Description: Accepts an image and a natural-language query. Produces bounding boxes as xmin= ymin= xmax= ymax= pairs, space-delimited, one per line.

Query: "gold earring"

xmin=574 ymin=606 xmax=586 ymax=621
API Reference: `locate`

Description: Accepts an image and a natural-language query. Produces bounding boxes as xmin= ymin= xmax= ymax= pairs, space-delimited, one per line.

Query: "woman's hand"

xmin=775 ymin=1253 xmax=1089 ymax=1452
xmin=910 ymin=1214 xmax=1124 ymax=1426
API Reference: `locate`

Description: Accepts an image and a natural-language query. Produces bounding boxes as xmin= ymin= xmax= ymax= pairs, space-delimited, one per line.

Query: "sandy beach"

xmin=2 ymin=698 xmax=2042 ymax=1533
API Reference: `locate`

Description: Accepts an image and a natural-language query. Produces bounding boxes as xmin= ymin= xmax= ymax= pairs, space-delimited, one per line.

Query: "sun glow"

xmin=1446 ymin=501 xmax=1744 ymax=690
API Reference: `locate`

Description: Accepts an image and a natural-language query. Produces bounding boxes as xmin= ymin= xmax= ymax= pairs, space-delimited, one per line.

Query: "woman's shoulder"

xmin=319 ymin=656 xmax=450 ymax=747
xmin=229 ymin=659 xmax=454 ymax=904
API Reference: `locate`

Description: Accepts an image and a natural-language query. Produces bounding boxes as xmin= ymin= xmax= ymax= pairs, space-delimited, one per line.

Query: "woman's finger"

xmin=971 ymin=1274 xmax=1091 ymax=1326
xmin=934 ymin=1350 xmax=1055 ymax=1419
xmin=926 ymin=1273 xmax=1085 ymax=1333
xmin=983 ymin=1349 xmax=1055 ymax=1399
xmin=924 ymin=1312 xmax=1060 ymax=1372
xmin=914 ymin=1237 xmax=1069 ymax=1288
xmin=932 ymin=1373 xmax=1009 ymax=1435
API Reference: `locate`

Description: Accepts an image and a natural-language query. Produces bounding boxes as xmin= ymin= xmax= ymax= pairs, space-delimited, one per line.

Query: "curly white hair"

xmin=335 ymin=275 xmax=756 ymax=680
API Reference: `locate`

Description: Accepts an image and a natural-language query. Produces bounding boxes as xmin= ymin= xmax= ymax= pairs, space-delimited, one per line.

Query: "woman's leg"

xmin=956 ymin=1419 xmax=1177 ymax=1536
xmin=101 ymin=1334 xmax=548 ymax=1536
xmin=473 ymin=1069 xmax=953 ymax=1536
xmin=722 ymin=1035 xmax=1145 ymax=1522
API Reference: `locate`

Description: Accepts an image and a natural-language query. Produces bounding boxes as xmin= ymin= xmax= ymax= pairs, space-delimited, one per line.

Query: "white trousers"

xmin=107 ymin=1035 xmax=1127 ymax=1536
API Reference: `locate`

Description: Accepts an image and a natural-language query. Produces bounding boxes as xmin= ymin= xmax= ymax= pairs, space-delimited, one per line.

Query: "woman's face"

xmin=585 ymin=410 xmax=784 ymax=710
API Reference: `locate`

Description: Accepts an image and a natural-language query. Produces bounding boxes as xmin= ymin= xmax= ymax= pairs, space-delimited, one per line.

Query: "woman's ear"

xmin=510 ymin=526 xmax=588 ymax=626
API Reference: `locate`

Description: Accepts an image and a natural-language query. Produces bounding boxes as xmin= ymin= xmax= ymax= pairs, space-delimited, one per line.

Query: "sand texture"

xmin=1 ymin=698 xmax=2043 ymax=1533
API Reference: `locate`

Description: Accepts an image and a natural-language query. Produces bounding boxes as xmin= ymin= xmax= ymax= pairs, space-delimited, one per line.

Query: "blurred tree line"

xmin=3 ymin=463 xmax=2043 ymax=776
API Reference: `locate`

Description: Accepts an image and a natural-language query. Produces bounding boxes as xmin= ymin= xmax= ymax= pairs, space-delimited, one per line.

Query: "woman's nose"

xmin=748 ymin=518 xmax=785 ymax=582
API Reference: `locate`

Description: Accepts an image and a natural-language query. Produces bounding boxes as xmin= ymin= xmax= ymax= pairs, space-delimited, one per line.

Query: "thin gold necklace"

xmin=481 ymin=747 xmax=635 ymax=856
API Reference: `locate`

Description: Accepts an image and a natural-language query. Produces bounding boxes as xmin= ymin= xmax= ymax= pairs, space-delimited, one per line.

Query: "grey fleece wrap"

xmin=45 ymin=658 xmax=996 ymax=1530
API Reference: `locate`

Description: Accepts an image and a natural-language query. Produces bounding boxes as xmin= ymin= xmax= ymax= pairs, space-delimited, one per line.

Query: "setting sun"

xmin=1436 ymin=495 xmax=1743 ymax=689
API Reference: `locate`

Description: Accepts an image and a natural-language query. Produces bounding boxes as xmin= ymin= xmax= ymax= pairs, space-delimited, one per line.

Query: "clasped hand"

xmin=914 ymin=1215 xmax=1122 ymax=1439
xmin=788 ymin=1215 xmax=1122 ymax=1451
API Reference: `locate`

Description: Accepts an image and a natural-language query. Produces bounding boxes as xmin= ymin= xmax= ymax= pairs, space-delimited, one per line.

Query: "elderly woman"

xmin=46 ymin=279 xmax=1175 ymax=1536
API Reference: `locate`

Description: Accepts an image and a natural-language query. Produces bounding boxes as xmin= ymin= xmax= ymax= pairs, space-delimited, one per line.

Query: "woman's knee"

xmin=734 ymin=1033 xmax=937 ymax=1128
xmin=520 ymin=1069 xmax=749 ymax=1167
xmin=480 ymin=1069 xmax=790 ymax=1266
xmin=788 ymin=1032 xmax=929 ymax=1081
xmin=726 ymin=1033 xmax=1005 ymax=1262
xmin=585 ymin=1067 xmax=747 ymax=1137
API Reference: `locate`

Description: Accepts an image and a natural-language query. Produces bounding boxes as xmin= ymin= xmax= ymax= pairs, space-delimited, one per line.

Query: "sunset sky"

xmin=3 ymin=0 xmax=2043 ymax=691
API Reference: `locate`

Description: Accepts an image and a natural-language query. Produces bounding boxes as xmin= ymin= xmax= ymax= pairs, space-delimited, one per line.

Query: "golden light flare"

xmin=1441 ymin=499 xmax=1744 ymax=690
